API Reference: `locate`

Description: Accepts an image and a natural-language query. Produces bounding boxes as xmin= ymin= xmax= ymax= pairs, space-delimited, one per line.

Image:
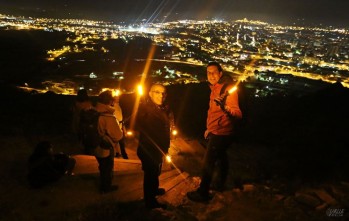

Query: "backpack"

xmin=79 ymin=109 xmax=112 ymax=154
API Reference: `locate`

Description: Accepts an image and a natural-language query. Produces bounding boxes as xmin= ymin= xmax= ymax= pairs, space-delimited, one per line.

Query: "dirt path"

xmin=1 ymin=135 xmax=347 ymax=221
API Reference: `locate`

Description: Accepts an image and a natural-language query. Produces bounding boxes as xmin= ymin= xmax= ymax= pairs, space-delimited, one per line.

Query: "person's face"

xmin=207 ymin=65 xmax=222 ymax=85
xmin=113 ymin=95 xmax=120 ymax=104
xmin=149 ymin=85 xmax=166 ymax=106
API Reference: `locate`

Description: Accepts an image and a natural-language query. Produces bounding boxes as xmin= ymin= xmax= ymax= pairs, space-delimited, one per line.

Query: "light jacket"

xmin=94 ymin=102 xmax=123 ymax=158
xmin=205 ymin=83 xmax=242 ymax=138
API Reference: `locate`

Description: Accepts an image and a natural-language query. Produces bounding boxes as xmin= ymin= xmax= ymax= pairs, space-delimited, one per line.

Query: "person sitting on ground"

xmin=27 ymin=141 xmax=76 ymax=188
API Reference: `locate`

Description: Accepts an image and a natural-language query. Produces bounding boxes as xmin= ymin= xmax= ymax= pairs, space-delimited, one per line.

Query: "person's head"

xmin=77 ymin=89 xmax=89 ymax=102
xmin=113 ymin=94 xmax=120 ymax=104
xmin=149 ymin=84 xmax=166 ymax=106
xmin=207 ymin=61 xmax=223 ymax=85
xmin=98 ymin=90 xmax=114 ymax=106
xmin=29 ymin=141 xmax=54 ymax=162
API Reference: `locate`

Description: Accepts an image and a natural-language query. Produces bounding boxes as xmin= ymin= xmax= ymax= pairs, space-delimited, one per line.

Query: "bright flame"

xmin=172 ymin=129 xmax=178 ymax=136
xmin=228 ymin=86 xmax=238 ymax=94
xmin=126 ymin=131 xmax=133 ymax=136
xmin=166 ymin=155 xmax=172 ymax=163
xmin=129 ymin=45 xmax=156 ymax=131
xmin=137 ymin=84 xmax=143 ymax=96
xmin=113 ymin=89 xmax=121 ymax=97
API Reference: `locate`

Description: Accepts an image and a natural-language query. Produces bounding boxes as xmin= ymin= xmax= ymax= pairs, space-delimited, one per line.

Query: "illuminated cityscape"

xmin=1 ymin=13 xmax=348 ymax=96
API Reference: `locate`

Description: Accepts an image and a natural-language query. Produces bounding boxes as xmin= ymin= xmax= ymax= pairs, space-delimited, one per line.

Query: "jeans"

xmin=96 ymin=150 xmax=114 ymax=191
xmin=139 ymin=153 xmax=162 ymax=204
xmin=198 ymin=133 xmax=234 ymax=195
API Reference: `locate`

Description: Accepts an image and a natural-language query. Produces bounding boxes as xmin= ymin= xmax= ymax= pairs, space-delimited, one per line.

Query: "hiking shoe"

xmin=187 ymin=190 xmax=211 ymax=202
xmin=211 ymin=185 xmax=226 ymax=192
xmin=100 ymin=185 xmax=118 ymax=194
xmin=156 ymin=188 xmax=166 ymax=196
xmin=233 ymin=180 xmax=244 ymax=191
xmin=146 ymin=200 xmax=167 ymax=210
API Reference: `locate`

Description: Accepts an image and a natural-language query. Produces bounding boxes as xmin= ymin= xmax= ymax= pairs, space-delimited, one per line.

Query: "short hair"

xmin=150 ymin=83 xmax=165 ymax=92
xmin=77 ymin=89 xmax=89 ymax=102
xmin=98 ymin=90 xmax=113 ymax=105
xmin=207 ymin=61 xmax=223 ymax=72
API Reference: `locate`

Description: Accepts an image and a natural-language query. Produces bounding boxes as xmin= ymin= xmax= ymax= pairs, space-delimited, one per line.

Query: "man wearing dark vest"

xmin=136 ymin=84 xmax=172 ymax=209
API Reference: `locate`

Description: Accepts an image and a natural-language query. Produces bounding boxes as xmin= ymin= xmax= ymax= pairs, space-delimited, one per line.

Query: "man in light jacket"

xmin=95 ymin=90 xmax=123 ymax=194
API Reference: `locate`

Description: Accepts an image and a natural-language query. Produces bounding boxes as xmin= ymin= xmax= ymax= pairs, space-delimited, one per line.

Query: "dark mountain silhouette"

xmin=1 ymin=81 xmax=348 ymax=186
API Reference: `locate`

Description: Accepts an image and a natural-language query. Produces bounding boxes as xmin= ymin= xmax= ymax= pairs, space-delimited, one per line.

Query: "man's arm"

xmin=224 ymin=90 xmax=242 ymax=119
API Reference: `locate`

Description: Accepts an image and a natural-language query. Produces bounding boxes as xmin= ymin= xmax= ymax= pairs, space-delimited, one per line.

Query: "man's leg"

xmin=188 ymin=134 xmax=233 ymax=201
xmin=213 ymin=135 xmax=233 ymax=191
xmin=96 ymin=153 xmax=115 ymax=193
xmin=119 ymin=137 xmax=128 ymax=159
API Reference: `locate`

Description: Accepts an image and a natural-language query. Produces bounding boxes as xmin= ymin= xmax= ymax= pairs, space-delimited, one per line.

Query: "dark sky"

xmin=1 ymin=0 xmax=348 ymax=26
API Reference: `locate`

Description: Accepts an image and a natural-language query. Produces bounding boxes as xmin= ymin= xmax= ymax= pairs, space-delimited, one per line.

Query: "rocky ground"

xmin=0 ymin=133 xmax=348 ymax=221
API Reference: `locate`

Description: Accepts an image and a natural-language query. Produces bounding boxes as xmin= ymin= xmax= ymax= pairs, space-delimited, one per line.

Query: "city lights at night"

xmin=0 ymin=1 xmax=349 ymax=221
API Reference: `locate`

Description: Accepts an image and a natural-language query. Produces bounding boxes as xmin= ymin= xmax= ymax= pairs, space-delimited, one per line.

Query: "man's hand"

xmin=214 ymin=93 xmax=227 ymax=109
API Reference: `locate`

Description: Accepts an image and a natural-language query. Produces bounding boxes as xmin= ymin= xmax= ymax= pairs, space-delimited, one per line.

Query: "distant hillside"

xmin=1 ymin=81 xmax=348 ymax=183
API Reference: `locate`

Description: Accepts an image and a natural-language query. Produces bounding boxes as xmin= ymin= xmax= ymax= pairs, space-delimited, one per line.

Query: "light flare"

xmin=166 ymin=155 xmax=172 ymax=163
xmin=228 ymin=86 xmax=238 ymax=94
xmin=172 ymin=129 xmax=178 ymax=136
xmin=113 ymin=89 xmax=121 ymax=97
xmin=126 ymin=130 xmax=133 ymax=137
xmin=137 ymin=84 xmax=144 ymax=96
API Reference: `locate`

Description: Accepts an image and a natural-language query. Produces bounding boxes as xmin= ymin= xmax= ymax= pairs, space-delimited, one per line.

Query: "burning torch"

xmin=165 ymin=154 xmax=172 ymax=163
xmin=214 ymin=85 xmax=237 ymax=108
xmin=137 ymin=84 xmax=144 ymax=96
xmin=112 ymin=89 xmax=121 ymax=97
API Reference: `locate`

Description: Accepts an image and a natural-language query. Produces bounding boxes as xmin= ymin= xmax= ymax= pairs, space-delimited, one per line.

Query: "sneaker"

xmin=156 ymin=188 xmax=166 ymax=196
xmin=187 ymin=190 xmax=211 ymax=202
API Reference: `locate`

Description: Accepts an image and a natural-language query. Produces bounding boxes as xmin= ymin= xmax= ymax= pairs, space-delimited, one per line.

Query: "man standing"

xmin=112 ymin=94 xmax=129 ymax=159
xmin=136 ymin=84 xmax=171 ymax=209
xmin=94 ymin=90 xmax=123 ymax=194
xmin=187 ymin=61 xmax=242 ymax=202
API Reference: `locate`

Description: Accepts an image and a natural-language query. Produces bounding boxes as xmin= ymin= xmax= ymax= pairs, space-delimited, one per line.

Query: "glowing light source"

xmin=172 ymin=129 xmax=178 ymax=136
xmin=137 ymin=84 xmax=143 ymax=96
xmin=126 ymin=131 xmax=133 ymax=137
xmin=113 ymin=89 xmax=121 ymax=97
xmin=228 ymin=86 xmax=238 ymax=94
xmin=166 ymin=155 xmax=172 ymax=163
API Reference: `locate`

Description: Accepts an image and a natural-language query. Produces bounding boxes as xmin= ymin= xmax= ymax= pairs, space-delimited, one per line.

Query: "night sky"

xmin=1 ymin=0 xmax=349 ymax=26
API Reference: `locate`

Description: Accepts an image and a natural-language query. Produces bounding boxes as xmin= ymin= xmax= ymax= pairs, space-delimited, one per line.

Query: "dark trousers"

xmin=119 ymin=137 xmax=128 ymax=159
xmin=96 ymin=152 xmax=114 ymax=191
xmin=140 ymin=156 xmax=162 ymax=204
xmin=198 ymin=134 xmax=233 ymax=195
